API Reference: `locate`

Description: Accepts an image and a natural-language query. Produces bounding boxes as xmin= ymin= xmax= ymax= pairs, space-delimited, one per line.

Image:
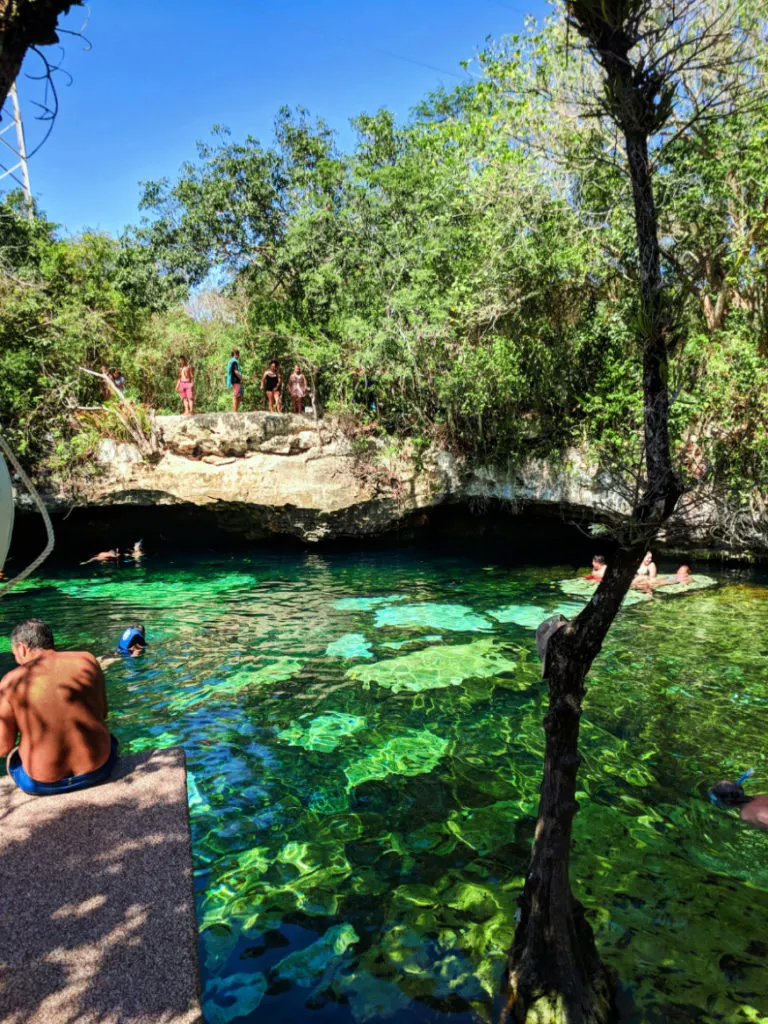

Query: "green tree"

xmin=503 ymin=3 xmax=765 ymax=1022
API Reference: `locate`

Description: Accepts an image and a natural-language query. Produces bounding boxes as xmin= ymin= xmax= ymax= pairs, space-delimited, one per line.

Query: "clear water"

xmin=2 ymin=550 xmax=767 ymax=1024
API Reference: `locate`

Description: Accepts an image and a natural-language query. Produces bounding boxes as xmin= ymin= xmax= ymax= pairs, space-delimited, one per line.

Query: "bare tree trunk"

xmin=624 ymin=130 xmax=678 ymax=521
xmin=504 ymin=8 xmax=687 ymax=1020
xmin=0 ymin=1 xmax=80 ymax=112
xmin=504 ymin=550 xmax=643 ymax=1024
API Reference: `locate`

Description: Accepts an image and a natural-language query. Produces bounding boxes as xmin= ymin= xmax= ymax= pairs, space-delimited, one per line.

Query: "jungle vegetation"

xmin=1 ymin=2 xmax=767 ymax=1022
xmin=1 ymin=6 xmax=765 ymax=514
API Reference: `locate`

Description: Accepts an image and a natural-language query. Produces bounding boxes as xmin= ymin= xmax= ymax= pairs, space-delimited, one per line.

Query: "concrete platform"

xmin=0 ymin=747 xmax=202 ymax=1024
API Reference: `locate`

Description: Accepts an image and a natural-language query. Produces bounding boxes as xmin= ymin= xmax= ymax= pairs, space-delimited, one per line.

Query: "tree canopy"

xmin=0 ymin=8 xmax=766 ymax=517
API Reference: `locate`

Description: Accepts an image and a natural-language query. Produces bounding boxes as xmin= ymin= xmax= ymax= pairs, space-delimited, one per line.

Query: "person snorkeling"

xmin=117 ymin=624 xmax=146 ymax=657
xmin=710 ymin=770 xmax=768 ymax=830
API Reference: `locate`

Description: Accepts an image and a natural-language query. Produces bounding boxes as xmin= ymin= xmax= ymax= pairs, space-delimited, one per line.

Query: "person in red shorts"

xmin=585 ymin=554 xmax=606 ymax=582
xmin=175 ymin=355 xmax=195 ymax=416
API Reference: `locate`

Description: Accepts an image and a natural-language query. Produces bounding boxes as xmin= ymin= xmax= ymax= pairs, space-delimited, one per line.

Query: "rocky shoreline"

xmin=17 ymin=413 xmax=768 ymax=560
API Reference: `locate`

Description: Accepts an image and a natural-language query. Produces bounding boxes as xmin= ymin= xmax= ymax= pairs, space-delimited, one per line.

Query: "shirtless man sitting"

xmin=0 ymin=619 xmax=118 ymax=796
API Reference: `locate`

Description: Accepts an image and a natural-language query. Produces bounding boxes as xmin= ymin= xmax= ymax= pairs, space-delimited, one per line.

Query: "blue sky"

xmin=10 ymin=0 xmax=549 ymax=237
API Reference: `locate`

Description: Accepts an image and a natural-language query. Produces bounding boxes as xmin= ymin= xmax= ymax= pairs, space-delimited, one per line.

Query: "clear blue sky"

xmin=11 ymin=0 xmax=549 ymax=237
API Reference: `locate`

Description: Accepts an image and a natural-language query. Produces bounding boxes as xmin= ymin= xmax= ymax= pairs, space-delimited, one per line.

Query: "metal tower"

xmin=0 ymin=82 xmax=33 ymax=215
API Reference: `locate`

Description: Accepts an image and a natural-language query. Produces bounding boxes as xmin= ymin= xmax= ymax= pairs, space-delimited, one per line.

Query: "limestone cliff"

xmin=28 ymin=413 xmax=766 ymax=556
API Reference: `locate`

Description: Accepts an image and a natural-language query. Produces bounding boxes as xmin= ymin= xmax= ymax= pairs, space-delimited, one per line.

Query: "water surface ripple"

xmin=2 ymin=551 xmax=767 ymax=1023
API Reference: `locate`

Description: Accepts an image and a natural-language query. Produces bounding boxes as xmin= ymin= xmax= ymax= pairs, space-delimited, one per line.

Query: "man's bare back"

xmin=739 ymin=796 xmax=768 ymax=829
xmin=1 ymin=644 xmax=110 ymax=783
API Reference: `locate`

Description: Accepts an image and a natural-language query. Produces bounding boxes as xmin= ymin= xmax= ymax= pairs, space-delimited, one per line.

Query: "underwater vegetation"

xmin=347 ymin=639 xmax=518 ymax=694
xmin=344 ymin=729 xmax=449 ymax=788
xmin=278 ymin=712 xmax=368 ymax=753
xmin=3 ymin=553 xmax=767 ymax=1024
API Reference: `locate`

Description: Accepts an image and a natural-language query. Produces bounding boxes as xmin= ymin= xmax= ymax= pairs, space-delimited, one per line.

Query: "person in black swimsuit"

xmin=261 ymin=360 xmax=282 ymax=412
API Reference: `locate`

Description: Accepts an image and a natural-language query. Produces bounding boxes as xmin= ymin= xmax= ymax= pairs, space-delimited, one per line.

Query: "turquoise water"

xmin=2 ymin=550 xmax=767 ymax=1023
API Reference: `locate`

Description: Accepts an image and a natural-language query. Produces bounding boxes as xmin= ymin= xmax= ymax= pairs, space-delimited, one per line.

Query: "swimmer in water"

xmin=710 ymin=774 xmax=768 ymax=830
xmin=130 ymin=539 xmax=144 ymax=562
xmin=98 ymin=623 xmax=146 ymax=670
xmin=585 ymin=554 xmax=606 ymax=582
xmin=117 ymin=624 xmax=146 ymax=657
xmin=81 ymin=548 xmax=120 ymax=565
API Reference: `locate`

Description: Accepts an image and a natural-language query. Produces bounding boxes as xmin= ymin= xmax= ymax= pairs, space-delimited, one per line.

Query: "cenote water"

xmin=2 ymin=549 xmax=767 ymax=1023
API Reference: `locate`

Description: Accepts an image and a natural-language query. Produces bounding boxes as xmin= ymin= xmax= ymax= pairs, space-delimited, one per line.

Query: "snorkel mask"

xmin=709 ymin=768 xmax=754 ymax=807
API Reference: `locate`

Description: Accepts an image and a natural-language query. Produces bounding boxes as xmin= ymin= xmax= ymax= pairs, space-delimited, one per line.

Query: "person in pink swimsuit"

xmin=176 ymin=356 xmax=194 ymax=416
xmin=288 ymin=365 xmax=308 ymax=414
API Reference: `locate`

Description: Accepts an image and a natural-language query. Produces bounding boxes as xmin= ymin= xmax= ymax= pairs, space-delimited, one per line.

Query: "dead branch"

xmin=78 ymin=367 xmax=159 ymax=456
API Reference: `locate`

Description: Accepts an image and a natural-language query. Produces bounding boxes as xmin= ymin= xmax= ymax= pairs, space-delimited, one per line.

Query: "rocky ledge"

xmin=29 ymin=413 xmax=767 ymax=557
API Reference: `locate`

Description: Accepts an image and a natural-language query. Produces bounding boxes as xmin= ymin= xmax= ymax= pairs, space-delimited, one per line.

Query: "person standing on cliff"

xmin=261 ymin=360 xmax=282 ymax=413
xmin=176 ymin=356 xmax=194 ymax=416
xmin=227 ymin=349 xmax=243 ymax=412
xmin=288 ymin=365 xmax=307 ymax=414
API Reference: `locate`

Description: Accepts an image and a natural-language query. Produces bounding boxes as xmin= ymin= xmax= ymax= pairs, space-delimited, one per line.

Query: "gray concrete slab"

xmin=0 ymin=747 xmax=202 ymax=1024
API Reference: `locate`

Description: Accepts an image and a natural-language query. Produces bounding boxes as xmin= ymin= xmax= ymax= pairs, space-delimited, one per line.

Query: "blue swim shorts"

xmin=8 ymin=735 xmax=119 ymax=797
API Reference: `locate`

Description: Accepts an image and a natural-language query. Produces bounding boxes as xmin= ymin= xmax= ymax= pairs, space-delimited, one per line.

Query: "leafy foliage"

xmin=1 ymin=11 xmax=767 ymax=508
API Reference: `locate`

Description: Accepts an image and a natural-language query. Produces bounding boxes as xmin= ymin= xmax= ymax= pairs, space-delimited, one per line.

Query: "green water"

xmin=2 ymin=550 xmax=767 ymax=1024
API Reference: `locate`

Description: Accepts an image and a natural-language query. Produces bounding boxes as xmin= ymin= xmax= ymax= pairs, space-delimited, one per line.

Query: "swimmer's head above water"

xmin=710 ymin=769 xmax=754 ymax=807
xmin=118 ymin=624 xmax=146 ymax=656
xmin=710 ymin=781 xmax=751 ymax=807
xmin=710 ymin=770 xmax=768 ymax=829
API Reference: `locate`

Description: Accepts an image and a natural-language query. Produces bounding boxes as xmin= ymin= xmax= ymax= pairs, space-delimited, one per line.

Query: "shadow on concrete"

xmin=0 ymin=748 xmax=201 ymax=1024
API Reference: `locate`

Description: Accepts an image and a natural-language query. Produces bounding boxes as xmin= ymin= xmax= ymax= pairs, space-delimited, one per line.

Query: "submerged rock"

xmin=168 ymin=657 xmax=303 ymax=712
xmin=278 ymin=711 xmax=368 ymax=753
xmin=270 ymin=922 xmax=359 ymax=987
xmin=487 ymin=603 xmax=550 ymax=628
xmin=186 ymin=771 xmax=211 ymax=812
xmin=333 ymin=969 xmax=411 ymax=1022
xmin=202 ymin=971 xmax=268 ymax=1024
xmin=374 ymin=602 xmax=492 ymax=632
xmin=344 ymin=729 xmax=449 ymax=788
xmin=325 ymin=633 xmax=374 ymax=659
xmin=381 ymin=634 xmax=443 ymax=651
xmin=334 ymin=594 xmax=407 ymax=611
xmin=347 ymin=639 xmax=517 ymax=694
xmin=558 ymin=578 xmax=652 ymax=607
xmin=446 ymin=800 xmax=522 ymax=856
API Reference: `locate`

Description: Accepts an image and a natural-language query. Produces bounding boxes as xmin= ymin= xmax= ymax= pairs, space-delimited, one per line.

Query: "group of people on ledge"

xmin=96 ymin=354 xmax=310 ymax=418
xmin=1 ymin=615 xmax=765 ymax=830
xmin=226 ymin=351 xmax=308 ymax=415
xmin=586 ymin=551 xmax=693 ymax=591
xmin=193 ymin=351 xmax=310 ymax=416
